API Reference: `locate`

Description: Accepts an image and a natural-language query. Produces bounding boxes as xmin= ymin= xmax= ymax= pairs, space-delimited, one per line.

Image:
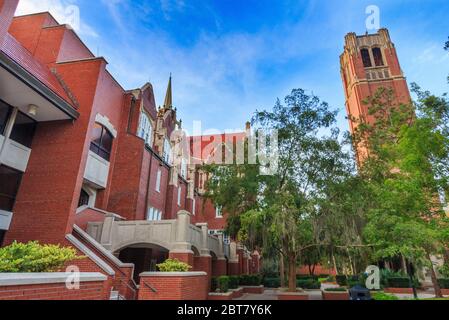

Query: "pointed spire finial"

xmin=163 ymin=74 xmax=173 ymax=109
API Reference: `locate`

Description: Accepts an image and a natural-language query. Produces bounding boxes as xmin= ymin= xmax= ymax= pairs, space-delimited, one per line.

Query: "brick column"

xmin=213 ymin=258 xmax=228 ymax=277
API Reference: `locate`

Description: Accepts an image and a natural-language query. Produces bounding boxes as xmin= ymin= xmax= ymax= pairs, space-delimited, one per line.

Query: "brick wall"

xmin=0 ymin=273 xmax=110 ymax=300
xmin=138 ymin=272 xmax=208 ymax=300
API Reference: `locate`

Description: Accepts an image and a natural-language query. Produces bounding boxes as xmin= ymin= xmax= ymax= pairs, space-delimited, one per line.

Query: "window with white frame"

xmin=147 ymin=207 xmax=162 ymax=221
xmin=155 ymin=169 xmax=162 ymax=192
xmin=177 ymin=187 xmax=182 ymax=206
xmin=215 ymin=205 xmax=223 ymax=218
xmin=163 ymin=138 xmax=172 ymax=164
xmin=137 ymin=112 xmax=153 ymax=147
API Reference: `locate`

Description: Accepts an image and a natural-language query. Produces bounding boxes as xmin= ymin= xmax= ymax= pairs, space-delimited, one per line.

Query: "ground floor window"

xmin=147 ymin=207 xmax=162 ymax=221
xmin=0 ymin=165 xmax=23 ymax=212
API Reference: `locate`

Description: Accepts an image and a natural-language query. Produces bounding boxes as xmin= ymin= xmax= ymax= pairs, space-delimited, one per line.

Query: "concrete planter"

xmin=242 ymin=285 xmax=264 ymax=294
xmin=278 ymin=291 xmax=309 ymax=300
xmin=322 ymin=290 xmax=350 ymax=300
xmin=384 ymin=287 xmax=414 ymax=294
xmin=208 ymin=292 xmax=234 ymax=300
xmin=230 ymin=287 xmax=244 ymax=299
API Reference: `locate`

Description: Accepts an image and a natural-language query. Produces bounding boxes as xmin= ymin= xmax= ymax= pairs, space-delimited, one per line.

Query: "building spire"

xmin=163 ymin=73 xmax=173 ymax=109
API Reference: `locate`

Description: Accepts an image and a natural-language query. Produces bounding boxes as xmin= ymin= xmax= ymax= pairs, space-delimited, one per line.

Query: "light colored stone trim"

xmin=65 ymin=234 xmax=115 ymax=276
xmin=95 ymin=113 xmax=117 ymax=138
xmin=72 ymin=225 xmax=134 ymax=269
xmin=139 ymin=272 xmax=207 ymax=277
xmin=0 ymin=272 xmax=107 ymax=287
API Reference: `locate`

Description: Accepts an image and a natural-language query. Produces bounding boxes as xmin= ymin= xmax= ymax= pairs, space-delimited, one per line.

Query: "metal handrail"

xmin=114 ymin=279 xmax=138 ymax=300
xmin=142 ymin=280 xmax=158 ymax=293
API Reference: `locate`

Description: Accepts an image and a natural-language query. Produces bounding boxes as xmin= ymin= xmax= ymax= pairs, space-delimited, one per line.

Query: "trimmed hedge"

xmin=217 ymin=276 xmax=229 ymax=293
xmin=387 ymin=277 xmax=417 ymax=288
xmin=263 ymin=277 xmax=281 ymax=288
xmin=240 ymin=274 xmax=262 ymax=286
xmin=211 ymin=277 xmax=218 ymax=292
xmin=228 ymin=276 xmax=239 ymax=289
xmin=324 ymin=287 xmax=347 ymax=292
xmin=297 ymin=279 xmax=321 ymax=289
xmin=438 ymin=278 xmax=449 ymax=289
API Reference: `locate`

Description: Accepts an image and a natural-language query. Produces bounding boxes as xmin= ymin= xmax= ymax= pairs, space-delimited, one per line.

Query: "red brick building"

xmin=0 ymin=0 xmax=259 ymax=299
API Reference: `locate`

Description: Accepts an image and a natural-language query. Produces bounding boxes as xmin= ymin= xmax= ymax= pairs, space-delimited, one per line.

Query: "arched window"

xmin=361 ymin=48 xmax=372 ymax=68
xmin=372 ymin=47 xmax=384 ymax=66
xmin=137 ymin=112 xmax=153 ymax=147
xmin=90 ymin=123 xmax=113 ymax=161
xmin=163 ymin=137 xmax=172 ymax=164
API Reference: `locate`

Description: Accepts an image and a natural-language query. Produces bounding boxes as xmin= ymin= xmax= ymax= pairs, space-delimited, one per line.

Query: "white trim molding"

xmin=95 ymin=113 xmax=117 ymax=138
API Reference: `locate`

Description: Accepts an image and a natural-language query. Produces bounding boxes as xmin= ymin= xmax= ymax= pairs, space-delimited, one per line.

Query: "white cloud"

xmin=15 ymin=0 xmax=98 ymax=37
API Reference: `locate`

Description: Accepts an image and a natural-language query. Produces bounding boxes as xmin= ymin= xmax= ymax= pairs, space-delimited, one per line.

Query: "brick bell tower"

xmin=340 ymin=28 xmax=412 ymax=163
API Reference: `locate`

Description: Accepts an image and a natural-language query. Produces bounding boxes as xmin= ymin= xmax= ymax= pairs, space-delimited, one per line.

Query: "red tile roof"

xmin=0 ymin=33 xmax=74 ymax=107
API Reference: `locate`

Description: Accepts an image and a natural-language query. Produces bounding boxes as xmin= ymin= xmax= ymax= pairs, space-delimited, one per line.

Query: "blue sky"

xmin=17 ymin=0 xmax=449 ymax=134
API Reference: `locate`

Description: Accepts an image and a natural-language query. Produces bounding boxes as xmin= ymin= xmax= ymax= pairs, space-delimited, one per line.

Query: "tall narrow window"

xmin=0 ymin=100 xmax=12 ymax=136
xmin=361 ymin=48 xmax=372 ymax=68
xmin=90 ymin=123 xmax=113 ymax=161
xmin=10 ymin=111 xmax=36 ymax=148
xmin=177 ymin=187 xmax=182 ymax=206
xmin=163 ymin=138 xmax=172 ymax=164
xmin=0 ymin=165 xmax=23 ymax=212
xmin=192 ymin=198 xmax=196 ymax=215
xmin=155 ymin=169 xmax=162 ymax=192
xmin=137 ymin=112 xmax=153 ymax=147
xmin=77 ymin=189 xmax=90 ymax=208
xmin=372 ymin=47 xmax=384 ymax=66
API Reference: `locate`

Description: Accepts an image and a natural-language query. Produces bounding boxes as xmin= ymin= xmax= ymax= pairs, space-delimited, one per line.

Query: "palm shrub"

xmin=263 ymin=277 xmax=281 ymax=288
xmin=0 ymin=241 xmax=82 ymax=272
xmin=156 ymin=259 xmax=191 ymax=272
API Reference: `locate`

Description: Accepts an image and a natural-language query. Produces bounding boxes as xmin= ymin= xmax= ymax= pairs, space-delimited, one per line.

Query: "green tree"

xmin=353 ymin=86 xmax=449 ymax=297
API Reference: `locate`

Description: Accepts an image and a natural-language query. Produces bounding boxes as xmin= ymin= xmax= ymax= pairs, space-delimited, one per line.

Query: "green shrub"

xmin=0 ymin=241 xmax=82 ymax=272
xmin=156 ymin=258 xmax=191 ymax=272
xmin=387 ymin=277 xmax=415 ymax=288
xmin=228 ymin=275 xmax=239 ymax=289
xmin=217 ymin=276 xmax=229 ymax=293
xmin=297 ymin=279 xmax=321 ymax=289
xmin=263 ymin=277 xmax=281 ymax=288
xmin=327 ymin=275 xmax=336 ymax=282
xmin=336 ymin=275 xmax=348 ymax=286
xmin=318 ymin=274 xmax=330 ymax=278
xmin=211 ymin=277 xmax=218 ymax=292
xmin=240 ymin=274 xmax=262 ymax=286
xmin=372 ymin=292 xmax=399 ymax=300
xmin=324 ymin=287 xmax=348 ymax=292
xmin=347 ymin=275 xmax=365 ymax=288
xmin=380 ymin=269 xmax=406 ymax=287
xmin=438 ymin=278 xmax=449 ymax=289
